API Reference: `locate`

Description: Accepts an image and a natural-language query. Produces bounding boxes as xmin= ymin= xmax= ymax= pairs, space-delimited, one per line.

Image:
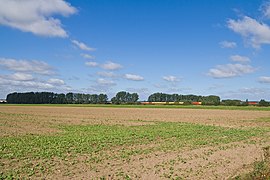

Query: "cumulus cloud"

xmin=101 ymin=61 xmax=122 ymax=70
xmin=0 ymin=57 xmax=71 ymax=96
xmin=85 ymin=61 xmax=98 ymax=67
xmin=163 ymin=75 xmax=179 ymax=82
xmin=228 ymin=16 xmax=270 ymax=48
xmin=71 ymin=40 xmax=96 ymax=51
xmin=262 ymin=2 xmax=270 ymax=18
xmin=208 ymin=63 xmax=256 ymax=78
xmin=219 ymin=41 xmax=237 ymax=48
xmin=81 ymin=53 xmax=95 ymax=59
xmin=96 ymin=78 xmax=116 ymax=86
xmin=47 ymin=78 xmax=65 ymax=85
xmin=0 ymin=58 xmax=55 ymax=75
xmin=0 ymin=72 xmax=72 ymax=98
xmin=124 ymin=74 xmax=144 ymax=81
xmin=9 ymin=72 xmax=34 ymax=81
xmin=0 ymin=0 xmax=76 ymax=37
xmin=258 ymin=76 xmax=270 ymax=83
xmin=230 ymin=55 xmax=250 ymax=63
xmin=97 ymin=71 xmax=116 ymax=78
xmin=0 ymin=75 xmax=54 ymax=89
xmin=222 ymin=87 xmax=270 ymax=100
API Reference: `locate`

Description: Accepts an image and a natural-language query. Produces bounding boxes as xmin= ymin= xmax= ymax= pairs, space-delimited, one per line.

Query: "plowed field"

xmin=1 ymin=105 xmax=269 ymax=179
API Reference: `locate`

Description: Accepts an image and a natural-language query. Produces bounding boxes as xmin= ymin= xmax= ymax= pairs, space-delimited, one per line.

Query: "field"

xmin=0 ymin=105 xmax=270 ymax=179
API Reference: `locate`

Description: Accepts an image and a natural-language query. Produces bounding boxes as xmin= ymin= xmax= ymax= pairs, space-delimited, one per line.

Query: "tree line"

xmin=6 ymin=92 xmax=108 ymax=104
xmin=5 ymin=91 xmax=270 ymax=106
xmin=6 ymin=91 xmax=139 ymax=104
xmin=111 ymin=91 xmax=139 ymax=104
xmin=148 ymin=93 xmax=220 ymax=105
xmin=221 ymin=99 xmax=270 ymax=106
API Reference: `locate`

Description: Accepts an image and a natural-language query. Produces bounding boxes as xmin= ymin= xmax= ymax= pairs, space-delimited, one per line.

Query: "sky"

xmin=1 ymin=0 xmax=270 ymax=101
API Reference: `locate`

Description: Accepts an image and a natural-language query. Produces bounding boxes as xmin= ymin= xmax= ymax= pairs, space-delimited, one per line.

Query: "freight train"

xmin=140 ymin=101 xmax=202 ymax=105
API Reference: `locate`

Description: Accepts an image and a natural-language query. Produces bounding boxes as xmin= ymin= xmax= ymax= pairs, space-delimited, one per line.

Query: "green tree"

xmin=98 ymin=94 xmax=108 ymax=103
xmin=66 ymin=92 xmax=74 ymax=104
xmin=111 ymin=91 xmax=139 ymax=104
xmin=258 ymin=99 xmax=270 ymax=106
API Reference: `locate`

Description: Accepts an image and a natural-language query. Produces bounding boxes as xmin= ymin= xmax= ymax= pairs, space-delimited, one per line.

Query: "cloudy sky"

xmin=1 ymin=0 xmax=270 ymax=100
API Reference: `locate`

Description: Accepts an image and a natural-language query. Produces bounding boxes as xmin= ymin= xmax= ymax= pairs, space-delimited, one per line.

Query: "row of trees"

xmin=6 ymin=91 xmax=138 ymax=104
xmin=257 ymin=99 xmax=270 ymax=106
xmin=111 ymin=91 xmax=139 ymax=104
xmin=221 ymin=99 xmax=243 ymax=106
xmin=6 ymin=92 xmax=108 ymax=104
xmin=148 ymin=93 xmax=220 ymax=105
xmin=220 ymin=99 xmax=270 ymax=106
xmin=5 ymin=91 xmax=270 ymax=106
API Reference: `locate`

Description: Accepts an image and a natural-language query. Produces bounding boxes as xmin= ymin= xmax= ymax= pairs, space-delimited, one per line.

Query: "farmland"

xmin=0 ymin=105 xmax=270 ymax=179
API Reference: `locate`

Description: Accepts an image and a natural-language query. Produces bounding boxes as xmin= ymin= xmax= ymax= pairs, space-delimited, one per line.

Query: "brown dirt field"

xmin=0 ymin=105 xmax=270 ymax=179
xmin=72 ymin=142 xmax=269 ymax=179
xmin=1 ymin=106 xmax=270 ymax=136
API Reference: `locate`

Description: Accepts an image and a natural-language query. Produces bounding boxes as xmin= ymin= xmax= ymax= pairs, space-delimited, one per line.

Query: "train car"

xmin=152 ymin=102 xmax=167 ymax=105
xmin=192 ymin=102 xmax=202 ymax=105
xmin=141 ymin=102 xmax=152 ymax=105
xmin=248 ymin=101 xmax=258 ymax=105
xmin=141 ymin=101 xmax=186 ymax=105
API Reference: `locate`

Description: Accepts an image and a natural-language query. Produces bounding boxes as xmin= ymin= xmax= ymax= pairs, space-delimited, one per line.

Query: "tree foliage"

xmin=258 ymin=99 xmax=270 ymax=107
xmin=6 ymin=92 xmax=108 ymax=104
xmin=221 ymin=99 xmax=242 ymax=106
xmin=111 ymin=91 xmax=139 ymax=104
xmin=147 ymin=93 xmax=220 ymax=105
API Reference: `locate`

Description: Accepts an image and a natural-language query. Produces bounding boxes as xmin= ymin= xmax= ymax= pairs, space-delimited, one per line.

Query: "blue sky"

xmin=1 ymin=0 xmax=270 ymax=100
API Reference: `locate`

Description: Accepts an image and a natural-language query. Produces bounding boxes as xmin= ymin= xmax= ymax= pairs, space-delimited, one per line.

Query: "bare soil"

xmin=1 ymin=106 xmax=270 ymax=136
xmin=0 ymin=105 xmax=270 ymax=179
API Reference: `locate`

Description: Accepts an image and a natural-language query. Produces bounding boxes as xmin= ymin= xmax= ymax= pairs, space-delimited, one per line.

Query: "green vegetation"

xmin=5 ymin=91 xmax=270 ymax=107
xmin=0 ymin=122 xmax=266 ymax=178
xmin=221 ymin=99 xmax=243 ymax=106
xmin=148 ymin=93 xmax=220 ymax=105
xmin=259 ymin=99 xmax=270 ymax=107
xmin=111 ymin=91 xmax=139 ymax=104
xmin=1 ymin=103 xmax=270 ymax=111
xmin=6 ymin=92 xmax=108 ymax=104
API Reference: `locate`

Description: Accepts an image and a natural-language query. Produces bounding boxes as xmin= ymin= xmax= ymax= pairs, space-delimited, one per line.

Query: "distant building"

xmin=0 ymin=99 xmax=7 ymax=103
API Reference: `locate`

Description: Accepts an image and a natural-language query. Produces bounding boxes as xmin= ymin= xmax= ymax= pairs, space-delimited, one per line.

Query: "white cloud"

xmin=0 ymin=76 xmax=54 ymax=89
xmin=163 ymin=75 xmax=179 ymax=82
xmin=230 ymin=55 xmax=250 ymax=63
xmin=71 ymin=40 xmax=96 ymax=51
xmin=47 ymin=78 xmax=65 ymax=85
xmin=0 ymin=58 xmax=55 ymax=75
xmin=97 ymin=71 xmax=116 ymax=78
xmin=258 ymin=76 xmax=270 ymax=83
xmin=0 ymin=0 xmax=76 ymax=37
xmin=96 ymin=78 xmax=116 ymax=86
xmin=9 ymin=72 xmax=34 ymax=81
xmin=0 ymin=73 xmax=72 ymax=98
xmin=219 ymin=41 xmax=237 ymax=48
xmin=228 ymin=16 xmax=270 ymax=48
xmin=101 ymin=61 xmax=122 ymax=70
xmin=81 ymin=53 xmax=95 ymax=59
xmin=124 ymin=74 xmax=144 ymax=81
xmin=208 ymin=63 xmax=256 ymax=78
xmin=85 ymin=61 xmax=98 ymax=67
xmin=262 ymin=2 xmax=270 ymax=18
xmin=221 ymin=87 xmax=270 ymax=100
